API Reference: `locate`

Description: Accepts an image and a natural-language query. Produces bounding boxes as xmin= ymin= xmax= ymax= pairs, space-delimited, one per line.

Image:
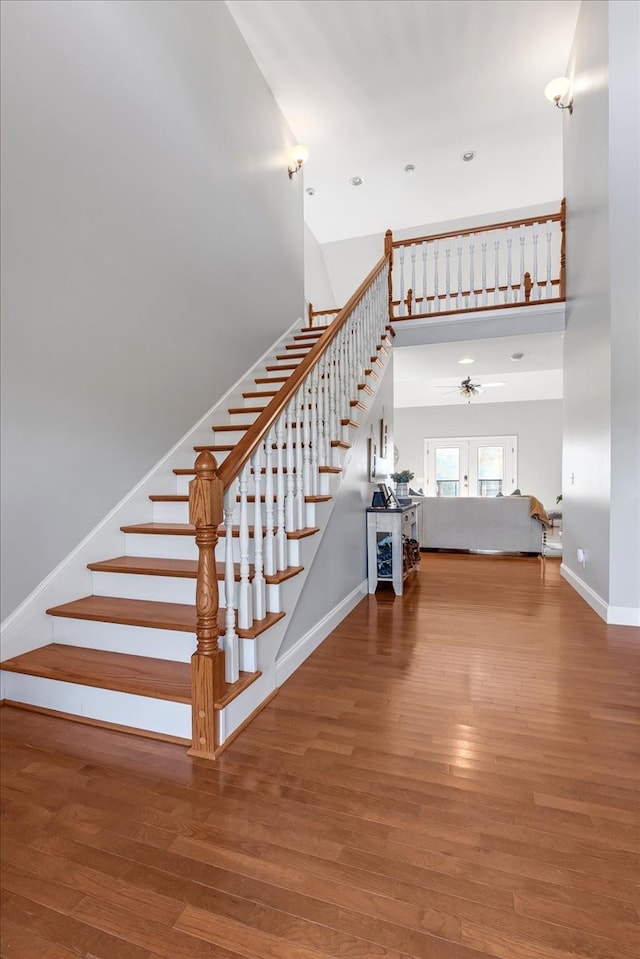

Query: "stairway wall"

xmin=276 ymin=356 xmax=395 ymax=667
xmin=0 ymin=0 xmax=305 ymax=620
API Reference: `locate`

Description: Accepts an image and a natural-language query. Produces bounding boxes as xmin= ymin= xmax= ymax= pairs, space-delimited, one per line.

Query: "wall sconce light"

xmin=288 ymin=144 xmax=309 ymax=179
xmin=545 ymin=77 xmax=573 ymax=114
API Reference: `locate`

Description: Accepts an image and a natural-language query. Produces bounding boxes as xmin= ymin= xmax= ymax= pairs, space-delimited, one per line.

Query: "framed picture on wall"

xmin=368 ymin=438 xmax=378 ymax=481
xmin=379 ymin=418 xmax=389 ymax=460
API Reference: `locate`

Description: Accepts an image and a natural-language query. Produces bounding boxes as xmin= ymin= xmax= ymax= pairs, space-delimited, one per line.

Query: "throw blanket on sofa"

xmin=527 ymin=495 xmax=550 ymax=527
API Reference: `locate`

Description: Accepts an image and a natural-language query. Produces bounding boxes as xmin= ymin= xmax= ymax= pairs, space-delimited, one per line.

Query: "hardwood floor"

xmin=2 ymin=553 xmax=639 ymax=959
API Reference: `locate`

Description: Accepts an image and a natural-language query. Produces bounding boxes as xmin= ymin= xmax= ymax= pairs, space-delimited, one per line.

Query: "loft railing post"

xmin=187 ymin=451 xmax=224 ymax=759
xmin=385 ymin=229 xmax=394 ymax=321
xmin=560 ymin=197 xmax=566 ymax=300
xmin=524 ymin=271 xmax=532 ymax=303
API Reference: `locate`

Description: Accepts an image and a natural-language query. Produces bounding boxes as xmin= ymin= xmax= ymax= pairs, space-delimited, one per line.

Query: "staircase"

xmin=1 ymin=266 xmax=394 ymax=754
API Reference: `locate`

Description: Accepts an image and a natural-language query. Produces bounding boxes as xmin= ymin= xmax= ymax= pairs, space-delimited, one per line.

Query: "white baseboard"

xmin=606 ymin=606 xmax=640 ymax=628
xmin=561 ymin=564 xmax=640 ymax=627
xmin=275 ymin=580 xmax=368 ymax=686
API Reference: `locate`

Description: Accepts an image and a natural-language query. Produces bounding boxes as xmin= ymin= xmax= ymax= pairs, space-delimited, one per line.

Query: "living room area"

xmin=392 ymin=328 xmax=564 ymax=559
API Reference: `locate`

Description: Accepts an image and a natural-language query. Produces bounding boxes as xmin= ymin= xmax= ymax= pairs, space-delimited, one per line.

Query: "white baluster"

xmin=532 ymin=221 xmax=539 ymax=300
xmin=397 ymin=244 xmax=406 ymax=316
xmin=302 ymin=373 xmax=312 ymax=499
xmin=263 ymin=428 xmax=275 ymax=576
xmin=285 ymin=399 xmax=296 ymax=532
xmin=433 ymin=240 xmax=440 ymax=311
xmin=444 ymin=239 xmax=451 ymax=311
xmin=294 ymin=386 xmax=305 ymax=530
xmin=421 ymin=242 xmax=428 ymax=314
xmin=410 ymin=244 xmax=416 ymax=314
xmin=237 ymin=463 xmax=252 ymax=630
xmin=481 ymin=234 xmax=488 ymax=306
xmin=518 ymin=225 xmax=526 ymax=302
xmin=223 ymin=487 xmax=239 ymax=683
xmin=328 ymin=342 xmax=338 ymax=444
xmin=545 ymin=219 xmax=553 ymax=298
xmin=456 ymin=236 xmax=463 ymax=309
xmin=506 ymin=227 xmax=513 ymax=303
xmin=310 ymin=366 xmax=320 ymax=496
xmin=494 ymin=238 xmax=501 ymax=306
xmin=468 ymin=235 xmax=476 ymax=308
xmin=275 ymin=413 xmax=286 ymax=571
xmin=251 ymin=448 xmax=266 ymax=621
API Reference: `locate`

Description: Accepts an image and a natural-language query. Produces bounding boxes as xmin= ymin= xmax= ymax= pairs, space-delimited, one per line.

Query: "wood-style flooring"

xmin=2 ymin=553 xmax=639 ymax=959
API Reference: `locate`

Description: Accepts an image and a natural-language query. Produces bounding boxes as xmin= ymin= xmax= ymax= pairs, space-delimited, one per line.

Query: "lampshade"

xmin=289 ymin=144 xmax=310 ymax=166
xmin=544 ymin=77 xmax=570 ymax=103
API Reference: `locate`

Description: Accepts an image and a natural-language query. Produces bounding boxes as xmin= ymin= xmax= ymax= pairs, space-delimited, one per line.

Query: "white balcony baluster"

xmin=223 ymin=487 xmax=239 ymax=683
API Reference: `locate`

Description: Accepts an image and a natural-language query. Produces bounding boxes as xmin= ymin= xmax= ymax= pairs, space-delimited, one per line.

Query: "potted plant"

xmin=390 ymin=468 xmax=414 ymax=498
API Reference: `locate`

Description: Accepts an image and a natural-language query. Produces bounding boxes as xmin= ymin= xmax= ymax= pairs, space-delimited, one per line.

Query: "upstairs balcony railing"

xmin=387 ymin=200 xmax=565 ymax=321
xmin=308 ymin=200 xmax=566 ymax=326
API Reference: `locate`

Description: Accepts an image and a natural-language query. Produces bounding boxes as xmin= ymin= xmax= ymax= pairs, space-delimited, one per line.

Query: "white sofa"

xmin=417 ymin=495 xmax=545 ymax=554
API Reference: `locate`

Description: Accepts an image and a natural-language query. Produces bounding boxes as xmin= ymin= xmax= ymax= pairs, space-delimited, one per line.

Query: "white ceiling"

xmin=225 ymin=0 xmax=577 ymax=405
xmin=394 ymin=331 xmax=563 ymax=407
xmin=225 ymin=0 xmax=580 ymax=245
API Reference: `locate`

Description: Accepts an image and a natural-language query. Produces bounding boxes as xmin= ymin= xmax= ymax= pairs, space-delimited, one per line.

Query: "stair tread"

xmin=121 ymin=521 xmax=320 ymax=540
xmin=212 ymin=423 xmax=253 ymax=432
xmin=227 ymin=407 xmax=266 ymax=415
xmin=255 ymin=375 xmax=289 ymax=383
xmin=88 ymin=555 xmax=304 ymax=585
xmin=1 ymin=644 xmax=192 ymax=703
xmin=242 ymin=390 xmax=278 ymax=398
xmin=45 ymin=594 xmax=285 ymax=639
xmin=276 ymin=353 xmax=307 ymax=360
xmin=265 ymin=363 xmax=299 ymax=371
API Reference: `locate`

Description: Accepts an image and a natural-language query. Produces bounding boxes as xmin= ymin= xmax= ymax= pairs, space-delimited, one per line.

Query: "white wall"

xmin=277 ymin=357 xmax=395 ymax=654
xmin=304 ymin=224 xmax=336 ymax=318
xmin=562 ymin=0 xmax=640 ymax=623
xmin=0 ymin=0 xmax=304 ymax=619
xmin=608 ymin=0 xmax=640 ymax=618
xmin=320 ymin=202 xmax=561 ymax=308
xmin=394 ymin=399 xmax=562 ymax=510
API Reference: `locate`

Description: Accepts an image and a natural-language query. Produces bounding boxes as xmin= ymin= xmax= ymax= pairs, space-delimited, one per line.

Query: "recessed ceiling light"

xmin=404 ymin=164 xmax=416 ymax=174
xmin=349 ymin=176 xmax=364 ymax=186
xmin=462 ymin=150 xmax=475 ymax=162
xmin=305 ymin=187 xmax=316 ymax=196
xmin=510 ymin=352 xmax=524 ymax=361
xmin=458 ymin=357 xmax=474 ymax=364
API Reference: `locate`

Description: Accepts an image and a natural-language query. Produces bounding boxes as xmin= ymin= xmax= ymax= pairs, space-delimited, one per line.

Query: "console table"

xmin=366 ymin=503 xmax=421 ymax=595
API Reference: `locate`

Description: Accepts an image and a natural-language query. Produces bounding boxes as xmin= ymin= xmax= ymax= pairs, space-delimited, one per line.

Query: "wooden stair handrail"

xmin=217 ymin=252 xmax=390 ymax=489
xmin=390 ymin=208 xmax=564 ymax=250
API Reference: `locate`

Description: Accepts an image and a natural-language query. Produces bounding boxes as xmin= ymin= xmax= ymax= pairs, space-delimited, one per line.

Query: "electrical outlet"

xmin=577 ymin=548 xmax=586 ymax=567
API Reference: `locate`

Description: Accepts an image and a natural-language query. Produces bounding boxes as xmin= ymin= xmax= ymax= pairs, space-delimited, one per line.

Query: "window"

xmin=425 ymin=436 xmax=517 ymax=498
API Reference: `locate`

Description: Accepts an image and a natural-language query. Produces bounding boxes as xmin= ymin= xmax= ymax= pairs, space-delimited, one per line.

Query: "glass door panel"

xmin=435 ymin=446 xmax=462 ymax=497
xmin=477 ymin=445 xmax=504 ymax=497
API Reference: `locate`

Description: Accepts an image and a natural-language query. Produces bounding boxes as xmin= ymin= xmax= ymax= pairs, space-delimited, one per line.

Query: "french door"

xmin=424 ymin=435 xmax=517 ymax=497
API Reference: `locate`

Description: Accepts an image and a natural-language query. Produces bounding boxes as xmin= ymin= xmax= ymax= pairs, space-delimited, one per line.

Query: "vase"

xmin=395 ymin=482 xmax=409 ymax=499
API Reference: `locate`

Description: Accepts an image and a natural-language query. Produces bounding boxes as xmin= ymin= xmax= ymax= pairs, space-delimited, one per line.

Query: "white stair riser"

xmin=124 ymin=533 xmax=198 ymax=560
xmin=152 ymin=501 xmax=189 ymax=524
xmin=0 ymin=672 xmax=191 ymax=739
xmin=90 ymin=570 xmax=262 ymax=612
xmin=91 ymin=571 xmax=196 ymax=605
xmin=51 ymin=617 xmax=196 ymax=661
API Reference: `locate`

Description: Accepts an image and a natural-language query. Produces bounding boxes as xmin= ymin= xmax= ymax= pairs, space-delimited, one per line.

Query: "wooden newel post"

xmin=385 ymin=229 xmax=394 ymax=322
xmin=187 ymin=451 xmax=225 ymax=759
xmin=524 ymin=271 xmax=532 ymax=303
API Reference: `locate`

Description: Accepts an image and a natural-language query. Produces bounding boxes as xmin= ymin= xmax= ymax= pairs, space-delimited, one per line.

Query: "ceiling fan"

xmin=437 ymin=376 xmax=506 ymax=399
